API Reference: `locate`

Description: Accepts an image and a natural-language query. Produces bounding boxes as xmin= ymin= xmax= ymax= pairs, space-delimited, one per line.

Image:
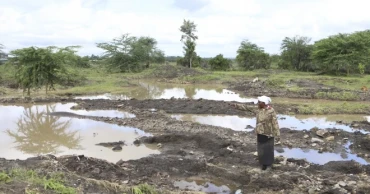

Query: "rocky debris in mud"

xmin=96 ymin=141 xmax=126 ymax=151
xmin=350 ymin=120 xmax=370 ymax=131
xmin=315 ymin=128 xmax=329 ymax=138
xmin=351 ymin=132 xmax=370 ymax=155
xmin=0 ymin=156 xmax=180 ymax=194
xmin=96 ymin=140 xmax=126 ymax=147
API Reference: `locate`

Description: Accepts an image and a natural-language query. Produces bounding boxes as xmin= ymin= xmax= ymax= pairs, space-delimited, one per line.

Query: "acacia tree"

xmin=179 ymin=19 xmax=198 ymax=68
xmin=236 ymin=40 xmax=270 ymax=70
xmin=279 ymin=36 xmax=313 ymax=71
xmin=10 ymin=46 xmax=80 ymax=95
xmin=312 ymin=30 xmax=370 ymax=75
xmin=96 ymin=34 xmax=165 ymax=72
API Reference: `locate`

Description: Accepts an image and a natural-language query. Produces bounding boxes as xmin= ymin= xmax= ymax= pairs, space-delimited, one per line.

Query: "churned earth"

xmin=1 ymin=97 xmax=370 ymax=193
xmin=228 ymin=78 xmax=370 ymax=101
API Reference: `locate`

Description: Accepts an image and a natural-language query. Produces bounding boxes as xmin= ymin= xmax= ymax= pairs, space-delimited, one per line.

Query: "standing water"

xmin=0 ymin=103 xmax=159 ymax=163
xmin=171 ymin=114 xmax=369 ymax=133
xmin=75 ymin=81 xmax=257 ymax=103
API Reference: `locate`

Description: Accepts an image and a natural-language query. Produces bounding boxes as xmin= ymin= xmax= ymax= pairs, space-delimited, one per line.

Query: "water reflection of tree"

xmin=6 ymin=105 xmax=82 ymax=155
xmin=184 ymin=87 xmax=196 ymax=98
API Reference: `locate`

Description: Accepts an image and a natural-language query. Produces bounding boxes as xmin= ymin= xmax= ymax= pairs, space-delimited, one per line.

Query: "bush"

xmin=209 ymin=54 xmax=231 ymax=71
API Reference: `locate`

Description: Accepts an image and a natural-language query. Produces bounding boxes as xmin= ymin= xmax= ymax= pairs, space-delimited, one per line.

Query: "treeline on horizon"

xmin=1 ymin=19 xmax=370 ymax=79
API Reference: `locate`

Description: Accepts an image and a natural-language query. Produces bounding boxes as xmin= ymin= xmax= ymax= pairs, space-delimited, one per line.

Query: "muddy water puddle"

xmin=0 ymin=103 xmax=159 ymax=163
xmin=277 ymin=142 xmax=370 ymax=165
xmin=173 ymin=177 xmax=237 ymax=194
xmin=2 ymin=102 xmax=135 ymax=118
xmin=171 ymin=114 xmax=369 ymax=133
xmin=75 ymin=81 xmax=256 ymax=103
xmin=275 ymin=147 xmax=369 ymax=165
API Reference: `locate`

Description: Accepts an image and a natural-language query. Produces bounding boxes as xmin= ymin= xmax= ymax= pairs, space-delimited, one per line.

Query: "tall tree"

xmin=96 ymin=34 xmax=165 ymax=72
xmin=279 ymin=36 xmax=313 ymax=71
xmin=131 ymin=36 xmax=165 ymax=68
xmin=10 ymin=46 xmax=80 ymax=95
xmin=236 ymin=40 xmax=270 ymax=70
xmin=180 ymin=19 xmax=198 ymax=68
xmin=312 ymin=30 xmax=370 ymax=75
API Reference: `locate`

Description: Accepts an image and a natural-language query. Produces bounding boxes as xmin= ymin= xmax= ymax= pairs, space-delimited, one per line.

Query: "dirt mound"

xmin=150 ymin=64 xmax=205 ymax=79
xmin=71 ymin=98 xmax=291 ymax=116
xmin=321 ymin=161 xmax=365 ymax=174
xmin=351 ymin=121 xmax=370 ymax=131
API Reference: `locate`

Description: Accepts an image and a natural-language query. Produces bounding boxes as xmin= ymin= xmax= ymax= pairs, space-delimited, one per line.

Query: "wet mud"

xmin=1 ymin=98 xmax=370 ymax=193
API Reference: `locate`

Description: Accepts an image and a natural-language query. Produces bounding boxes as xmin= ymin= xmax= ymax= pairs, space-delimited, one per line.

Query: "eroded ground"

xmin=1 ymin=98 xmax=370 ymax=193
xmin=228 ymin=78 xmax=370 ymax=101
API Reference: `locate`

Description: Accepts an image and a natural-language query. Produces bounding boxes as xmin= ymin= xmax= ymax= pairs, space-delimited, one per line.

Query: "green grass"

xmin=1 ymin=62 xmax=370 ymax=98
xmin=0 ymin=169 xmax=76 ymax=194
xmin=0 ymin=168 xmax=168 ymax=194
xmin=130 ymin=184 xmax=158 ymax=194
xmin=314 ymin=91 xmax=360 ymax=101
xmin=273 ymin=97 xmax=370 ymax=114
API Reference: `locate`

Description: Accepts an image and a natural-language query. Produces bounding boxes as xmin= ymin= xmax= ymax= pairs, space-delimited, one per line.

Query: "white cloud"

xmin=0 ymin=0 xmax=370 ymax=57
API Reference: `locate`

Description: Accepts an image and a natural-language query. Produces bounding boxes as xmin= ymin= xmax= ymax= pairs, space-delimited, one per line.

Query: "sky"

xmin=1 ymin=0 xmax=370 ymax=57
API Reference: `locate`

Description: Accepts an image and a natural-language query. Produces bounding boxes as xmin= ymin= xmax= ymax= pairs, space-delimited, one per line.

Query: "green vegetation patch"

xmin=130 ymin=183 xmax=158 ymax=194
xmin=0 ymin=169 xmax=76 ymax=194
xmin=314 ymin=91 xmax=359 ymax=101
xmin=297 ymin=101 xmax=370 ymax=114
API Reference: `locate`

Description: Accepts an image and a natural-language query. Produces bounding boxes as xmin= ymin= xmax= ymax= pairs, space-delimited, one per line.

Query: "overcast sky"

xmin=1 ymin=0 xmax=369 ymax=57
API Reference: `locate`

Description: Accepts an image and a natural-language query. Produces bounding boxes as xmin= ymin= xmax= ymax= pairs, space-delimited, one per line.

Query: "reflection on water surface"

xmin=171 ymin=114 xmax=369 ymax=133
xmin=75 ymin=81 xmax=257 ymax=103
xmin=0 ymin=103 xmax=158 ymax=162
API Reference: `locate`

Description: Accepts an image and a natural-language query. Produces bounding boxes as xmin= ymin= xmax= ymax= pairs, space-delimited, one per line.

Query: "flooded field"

xmin=0 ymin=103 xmax=159 ymax=163
xmin=171 ymin=114 xmax=369 ymax=133
xmin=75 ymin=81 xmax=257 ymax=103
xmin=1 ymin=81 xmax=370 ymax=193
xmin=275 ymin=147 xmax=369 ymax=165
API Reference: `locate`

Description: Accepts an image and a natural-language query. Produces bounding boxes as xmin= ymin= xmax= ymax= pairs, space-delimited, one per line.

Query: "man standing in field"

xmin=231 ymin=96 xmax=280 ymax=170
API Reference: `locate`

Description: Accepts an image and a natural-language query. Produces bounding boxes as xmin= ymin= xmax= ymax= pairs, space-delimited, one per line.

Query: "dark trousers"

xmin=257 ymin=134 xmax=274 ymax=167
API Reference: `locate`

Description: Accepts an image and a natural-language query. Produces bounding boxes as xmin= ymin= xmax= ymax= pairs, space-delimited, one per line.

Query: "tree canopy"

xmin=96 ymin=34 xmax=165 ymax=72
xmin=10 ymin=46 xmax=81 ymax=95
xmin=179 ymin=19 xmax=198 ymax=68
xmin=311 ymin=30 xmax=370 ymax=75
xmin=279 ymin=36 xmax=313 ymax=71
xmin=236 ymin=40 xmax=270 ymax=70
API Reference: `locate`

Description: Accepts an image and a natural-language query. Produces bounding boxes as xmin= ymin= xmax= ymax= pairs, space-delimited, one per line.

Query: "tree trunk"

xmin=27 ymin=87 xmax=30 ymax=96
xmin=189 ymin=56 xmax=192 ymax=68
xmin=45 ymin=84 xmax=48 ymax=94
